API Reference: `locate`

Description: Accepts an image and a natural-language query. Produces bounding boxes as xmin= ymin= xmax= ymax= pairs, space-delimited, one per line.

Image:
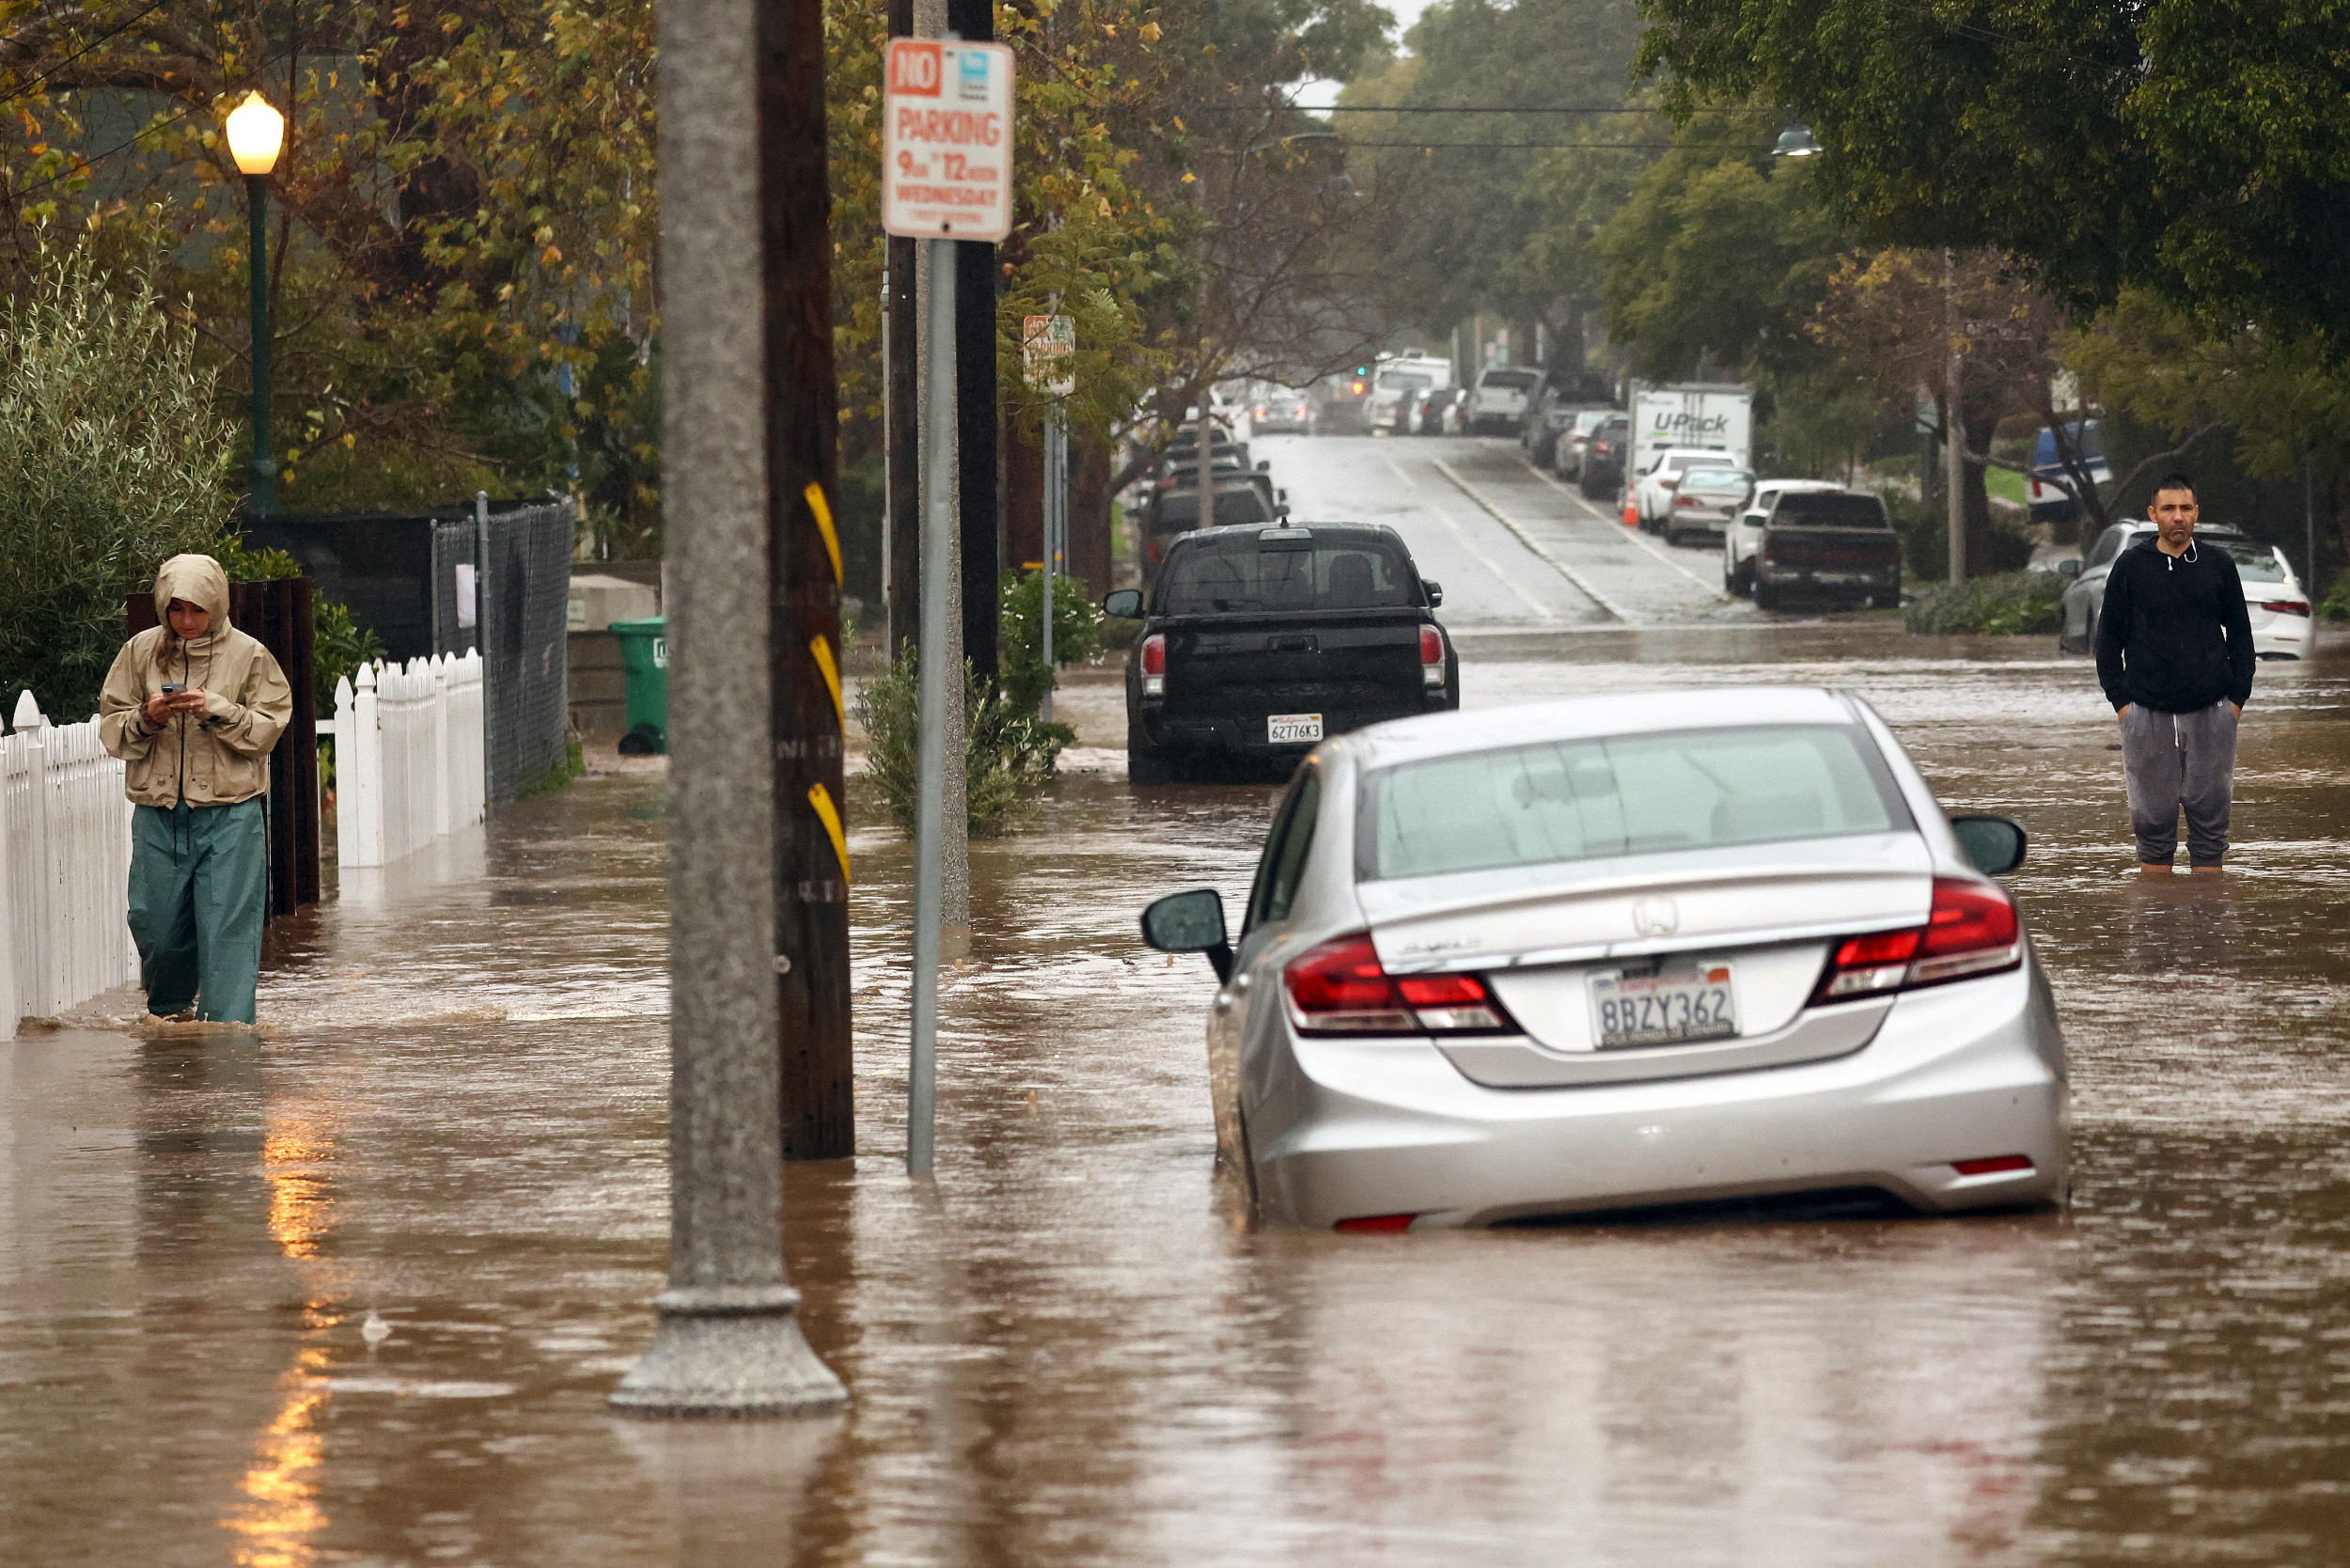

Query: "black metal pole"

xmin=885 ymin=0 xmax=920 ymax=660
xmin=949 ymin=0 xmax=998 ymax=681
xmin=246 ymin=173 xmax=275 ymax=516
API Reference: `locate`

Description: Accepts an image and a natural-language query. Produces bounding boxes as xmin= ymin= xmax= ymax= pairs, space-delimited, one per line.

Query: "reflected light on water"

xmin=263 ymin=1119 xmax=337 ymax=1260
xmin=225 ymin=1347 xmax=332 ymax=1568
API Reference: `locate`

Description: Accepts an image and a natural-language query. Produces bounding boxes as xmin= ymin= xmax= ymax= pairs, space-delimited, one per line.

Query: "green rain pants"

xmin=127 ymin=798 xmax=267 ymax=1024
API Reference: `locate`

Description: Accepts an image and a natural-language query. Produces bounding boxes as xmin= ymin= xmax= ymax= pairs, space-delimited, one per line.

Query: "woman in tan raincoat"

xmin=97 ymin=555 xmax=292 ymax=1025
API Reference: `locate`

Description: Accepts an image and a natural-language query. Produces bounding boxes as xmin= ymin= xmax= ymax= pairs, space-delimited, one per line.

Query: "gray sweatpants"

xmin=2120 ymin=700 xmax=2238 ymax=866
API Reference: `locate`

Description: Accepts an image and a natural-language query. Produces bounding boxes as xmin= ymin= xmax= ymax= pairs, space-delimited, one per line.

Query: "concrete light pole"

xmin=610 ymin=0 xmax=844 ymax=1419
xmin=225 ymin=92 xmax=284 ymax=517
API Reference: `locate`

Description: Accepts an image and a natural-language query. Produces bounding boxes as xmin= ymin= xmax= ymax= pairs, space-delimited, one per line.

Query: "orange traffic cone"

xmin=1622 ymin=496 xmax=1639 ymax=528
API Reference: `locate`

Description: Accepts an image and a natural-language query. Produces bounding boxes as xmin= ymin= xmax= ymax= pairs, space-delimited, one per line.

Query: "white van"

xmin=1367 ymin=355 xmax=1453 ymax=433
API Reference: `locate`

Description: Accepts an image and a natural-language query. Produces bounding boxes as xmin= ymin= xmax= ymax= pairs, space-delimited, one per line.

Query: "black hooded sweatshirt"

xmin=2094 ymin=536 xmax=2256 ymax=713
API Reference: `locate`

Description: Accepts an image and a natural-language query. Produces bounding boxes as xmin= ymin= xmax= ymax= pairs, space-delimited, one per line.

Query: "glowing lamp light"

xmin=1772 ymin=122 xmax=1822 ymax=159
xmin=226 ymin=92 xmax=285 ymax=176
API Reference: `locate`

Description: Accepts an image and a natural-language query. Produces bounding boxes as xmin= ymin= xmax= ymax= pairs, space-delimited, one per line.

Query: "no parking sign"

xmin=882 ymin=39 xmax=1014 ymax=243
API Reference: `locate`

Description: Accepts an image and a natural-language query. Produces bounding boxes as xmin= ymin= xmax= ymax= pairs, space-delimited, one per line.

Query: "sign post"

xmin=1024 ymin=314 xmax=1073 ymax=724
xmin=885 ymin=35 xmax=1012 ymax=1176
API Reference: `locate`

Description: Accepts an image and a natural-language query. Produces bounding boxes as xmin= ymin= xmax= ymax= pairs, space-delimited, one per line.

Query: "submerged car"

xmin=1141 ymin=687 xmax=2065 ymax=1230
xmin=2057 ymin=521 xmax=2311 ymax=660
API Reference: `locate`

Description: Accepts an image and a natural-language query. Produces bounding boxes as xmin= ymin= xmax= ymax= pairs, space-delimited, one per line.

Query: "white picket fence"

xmin=328 ymin=652 xmax=486 ymax=869
xmin=2 ymin=692 xmax=139 ymax=1040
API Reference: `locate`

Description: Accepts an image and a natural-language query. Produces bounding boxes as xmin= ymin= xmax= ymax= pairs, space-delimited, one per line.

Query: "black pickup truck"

xmin=1751 ymin=489 xmax=1904 ymax=611
xmin=1103 ymin=522 xmax=1459 ymax=783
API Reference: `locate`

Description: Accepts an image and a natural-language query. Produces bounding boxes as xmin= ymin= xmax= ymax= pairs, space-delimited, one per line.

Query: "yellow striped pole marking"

xmin=807 ymin=782 xmax=849 ymax=886
xmin=809 ymin=635 xmax=843 ymax=727
xmin=805 ymin=481 xmax=843 ymax=585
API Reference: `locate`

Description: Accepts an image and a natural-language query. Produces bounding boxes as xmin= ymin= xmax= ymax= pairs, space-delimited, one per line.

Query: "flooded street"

xmin=8 ymin=437 xmax=2350 ymax=1565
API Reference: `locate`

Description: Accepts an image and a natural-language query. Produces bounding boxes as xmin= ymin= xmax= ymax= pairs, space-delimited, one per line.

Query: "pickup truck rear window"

xmin=1152 ymin=489 xmax=1277 ymax=530
xmin=1773 ymin=494 xmax=1891 ymax=529
xmin=1159 ymin=538 xmax=1420 ymax=616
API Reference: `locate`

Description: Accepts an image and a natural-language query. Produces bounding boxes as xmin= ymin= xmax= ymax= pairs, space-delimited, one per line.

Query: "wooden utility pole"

xmin=950 ymin=0 xmax=1000 ymax=682
xmin=885 ymin=0 xmax=920 ymax=659
xmin=758 ymin=0 xmax=854 ymax=1160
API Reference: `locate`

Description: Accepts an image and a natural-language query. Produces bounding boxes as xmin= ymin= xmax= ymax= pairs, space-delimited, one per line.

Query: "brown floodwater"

xmin=3 ymin=626 xmax=2346 ymax=1566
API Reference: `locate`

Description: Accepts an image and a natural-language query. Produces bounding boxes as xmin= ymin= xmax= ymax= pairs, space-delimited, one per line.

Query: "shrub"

xmin=2323 ymin=572 xmax=2350 ymax=622
xmin=0 ymin=244 xmax=238 ymax=721
xmin=1904 ymin=571 xmax=2065 ymax=635
xmin=1886 ymin=487 xmax=2034 ymax=581
xmin=996 ymin=567 xmax=1103 ymax=715
xmin=853 ymin=650 xmax=1073 ymax=838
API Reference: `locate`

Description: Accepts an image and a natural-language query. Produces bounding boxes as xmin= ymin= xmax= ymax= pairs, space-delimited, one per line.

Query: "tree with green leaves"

xmin=1635 ymin=0 xmax=2350 ymax=349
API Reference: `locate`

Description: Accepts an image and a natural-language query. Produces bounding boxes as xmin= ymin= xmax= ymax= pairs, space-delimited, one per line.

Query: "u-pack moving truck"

xmin=1630 ymin=382 xmax=1755 ymax=482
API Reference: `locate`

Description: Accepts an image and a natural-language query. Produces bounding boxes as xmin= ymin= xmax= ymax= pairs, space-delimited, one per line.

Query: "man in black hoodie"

xmin=2094 ymin=473 xmax=2256 ymax=873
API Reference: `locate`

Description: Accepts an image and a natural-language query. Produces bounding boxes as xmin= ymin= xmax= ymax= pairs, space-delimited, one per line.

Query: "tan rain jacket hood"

xmin=98 ymin=554 xmax=294 ymax=808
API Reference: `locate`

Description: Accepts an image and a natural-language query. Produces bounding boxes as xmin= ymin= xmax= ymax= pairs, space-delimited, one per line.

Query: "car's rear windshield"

xmin=1773 ymin=494 xmax=1890 ymax=529
xmin=1681 ymin=469 xmax=1753 ymax=492
xmin=2222 ymin=542 xmax=2286 ymax=582
xmin=1359 ymin=724 xmax=1910 ymax=881
xmin=1379 ymin=371 xmax=1431 ymax=391
xmin=1480 ymin=369 xmax=1540 ymax=389
xmin=1159 ymin=536 xmax=1420 ymax=615
xmin=1152 ymin=488 xmax=1275 ymax=530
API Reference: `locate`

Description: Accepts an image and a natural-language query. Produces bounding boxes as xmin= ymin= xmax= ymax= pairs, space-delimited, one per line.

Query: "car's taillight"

xmin=1145 ymin=537 xmax=1162 ymax=565
xmin=1282 ymin=933 xmax=1513 ymax=1035
xmin=1675 ymin=494 xmax=1706 ymax=509
xmin=1140 ymin=634 xmax=1166 ymax=698
xmin=1812 ymin=877 xmax=2021 ymax=1004
xmin=1419 ymin=624 xmax=1445 ymax=687
xmin=2260 ymin=599 xmax=2311 ymax=616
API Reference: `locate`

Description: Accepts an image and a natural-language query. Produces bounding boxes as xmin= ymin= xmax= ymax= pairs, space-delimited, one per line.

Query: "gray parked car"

xmin=1141 ymin=686 xmax=2064 ymax=1231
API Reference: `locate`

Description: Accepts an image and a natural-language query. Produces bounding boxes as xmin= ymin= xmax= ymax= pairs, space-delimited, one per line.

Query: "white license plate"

xmin=1268 ymin=713 xmax=1324 ymax=745
xmin=1590 ymin=964 xmax=1737 ymax=1048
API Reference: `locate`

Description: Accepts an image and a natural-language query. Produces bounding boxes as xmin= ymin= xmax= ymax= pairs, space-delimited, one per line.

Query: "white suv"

xmin=1465 ymin=368 xmax=1541 ymax=434
xmin=1723 ymin=479 xmax=1846 ymax=597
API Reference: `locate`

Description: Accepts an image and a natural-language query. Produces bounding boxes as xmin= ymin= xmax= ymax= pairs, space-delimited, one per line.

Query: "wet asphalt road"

xmin=6 ymin=434 xmax=2349 ymax=1565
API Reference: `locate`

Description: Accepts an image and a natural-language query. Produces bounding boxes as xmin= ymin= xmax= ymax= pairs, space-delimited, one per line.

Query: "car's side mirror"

xmin=1277 ymin=488 xmax=1289 ymax=504
xmin=2057 ymin=558 xmax=2081 ymax=579
xmin=1258 ymin=460 xmax=1271 ymax=471
xmin=1140 ymin=888 xmax=1233 ymax=982
xmin=1102 ymin=588 xmax=1144 ymax=619
xmin=1423 ymin=580 xmax=1443 ymax=607
xmin=1950 ymin=814 xmax=2027 ymax=876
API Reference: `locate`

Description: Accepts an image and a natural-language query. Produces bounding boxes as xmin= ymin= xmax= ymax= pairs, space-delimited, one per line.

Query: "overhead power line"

xmin=1 ymin=0 xmax=180 ymax=107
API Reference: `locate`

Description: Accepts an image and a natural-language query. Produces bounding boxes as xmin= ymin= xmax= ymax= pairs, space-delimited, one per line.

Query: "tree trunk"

xmin=1071 ymin=430 xmax=1114 ymax=600
xmin=1003 ymin=419 xmax=1045 ymax=575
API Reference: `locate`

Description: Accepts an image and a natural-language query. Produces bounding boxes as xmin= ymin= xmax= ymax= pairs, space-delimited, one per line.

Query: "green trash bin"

xmin=609 ymin=616 xmax=669 ymax=755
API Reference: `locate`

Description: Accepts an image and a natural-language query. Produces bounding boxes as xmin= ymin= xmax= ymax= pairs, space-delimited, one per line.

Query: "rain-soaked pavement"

xmin=7 ymin=437 xmax=2350 ymax=1565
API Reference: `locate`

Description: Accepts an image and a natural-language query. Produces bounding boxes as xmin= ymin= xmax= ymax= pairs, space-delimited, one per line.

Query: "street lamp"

xmin=1772 ymin=122 xmax=1822 ymax=159
xmin=226 ymin=91 xmax=285 ymax=516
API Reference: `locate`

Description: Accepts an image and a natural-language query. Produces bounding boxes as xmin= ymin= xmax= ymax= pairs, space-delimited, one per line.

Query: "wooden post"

xmin=759 ymin=0 xmax=855 ymax=1159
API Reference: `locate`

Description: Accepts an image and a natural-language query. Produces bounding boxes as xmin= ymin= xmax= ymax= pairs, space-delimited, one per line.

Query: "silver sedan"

xmin=1142 ymin=687 xmax=2068 ymax=1231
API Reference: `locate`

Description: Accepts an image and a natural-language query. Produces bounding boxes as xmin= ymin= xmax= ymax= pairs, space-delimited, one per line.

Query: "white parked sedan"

xmin=1142 ymin=687 xmax=2067 ymax=1231
xmin=1660 ymin=465 xmax=1754 ymax=548
xmin=1633 ymin=447 xmax=1743 ymax=531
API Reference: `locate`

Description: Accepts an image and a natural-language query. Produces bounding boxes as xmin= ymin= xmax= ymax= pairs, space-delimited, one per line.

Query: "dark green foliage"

xmin=0 ymin=246 xmax=239 ymax=723
xmin=1885 ymin=487 xmax=2032 ymax=582
xmin=997 ymin=569 xmax=1104 ymax=717
xmin=853 ymin=651 xmax=1073 ymax=838
xmin=1904 ymin=571 xmax=2063 ymax=636
xmin=1635 ymin=0 xmax=2350 ymax=348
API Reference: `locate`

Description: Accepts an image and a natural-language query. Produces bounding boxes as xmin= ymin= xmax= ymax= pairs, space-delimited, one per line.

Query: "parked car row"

xmin=1136 ymin=417 xmax=1291 ymax=577
xmin=2057 ymin=519 xmax=2311 ymax=660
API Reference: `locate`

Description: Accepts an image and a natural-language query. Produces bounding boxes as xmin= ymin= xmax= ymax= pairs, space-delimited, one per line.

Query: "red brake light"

xmin=1675 ymin=494 xmax=1704 ymax=508
xmin=1140 ymin=634 xmax=1167 ymax=697
xmin=2259 ymin=600 xmax=2311 ymax=616
xmin=1812 ymin=878 xmax=2020 ymax=1003
xmin=1335 ymin=1214 xmax=1417 ymax=1233
xmin=1283 ymin=934 xmax=1513 ymax=1035
xmin=1951 ymin=1154 xmax=2033 ymax=1177
xmin=1419 ymin=624 xmax=1445 ymax=688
